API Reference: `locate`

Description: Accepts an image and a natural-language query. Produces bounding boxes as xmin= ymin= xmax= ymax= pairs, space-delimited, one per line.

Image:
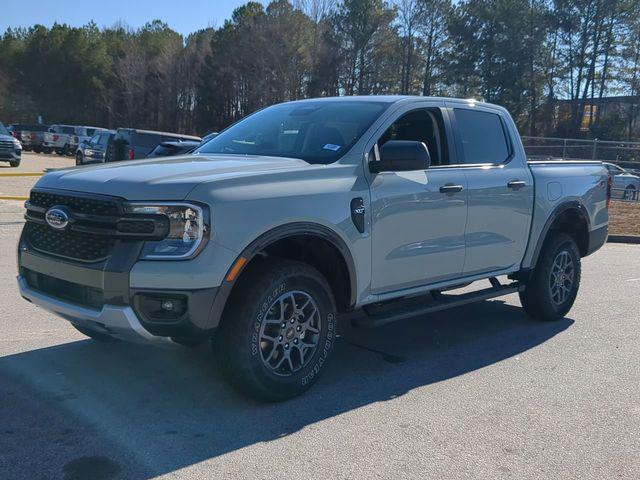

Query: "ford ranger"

xmin=17 ymin=97 xmax=609 ymax=401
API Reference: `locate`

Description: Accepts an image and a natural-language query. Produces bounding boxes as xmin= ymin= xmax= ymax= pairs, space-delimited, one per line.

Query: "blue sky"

xmin=1 ymin=0 xmax=266 ymax=36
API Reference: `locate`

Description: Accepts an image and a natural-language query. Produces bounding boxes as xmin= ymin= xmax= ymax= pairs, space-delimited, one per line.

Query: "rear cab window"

xmin=453 ymin=108 xmax=510 ymax=165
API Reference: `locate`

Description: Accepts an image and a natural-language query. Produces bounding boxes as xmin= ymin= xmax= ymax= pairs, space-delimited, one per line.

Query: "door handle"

xmin=439 ymin=184 xmax=464 ymax=194
xmin=507 ymin=180 xmax=526 ymax=189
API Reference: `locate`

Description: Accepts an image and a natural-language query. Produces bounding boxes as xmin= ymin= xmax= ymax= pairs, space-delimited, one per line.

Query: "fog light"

xmin=135 ymin=293 xmax=187 ymax=323
xmin=161 ymin=299 xmax=174 ymax=311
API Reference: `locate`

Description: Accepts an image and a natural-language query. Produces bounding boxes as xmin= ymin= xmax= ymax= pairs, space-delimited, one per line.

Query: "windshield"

xmin=194 ymin=101 xmax=389 ymax=164
xmin=0 ymin=122 xmax=9 ymax=136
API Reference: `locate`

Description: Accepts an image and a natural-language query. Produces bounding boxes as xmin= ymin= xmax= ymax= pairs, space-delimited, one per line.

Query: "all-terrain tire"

xmin=519 ymin=233 xmax=581 ymax=321
xmin=75 ymin=152 xmax=84 ymax=165
xmin=9 ymin=160 xmax=20 ymax=167
xmin=214 ymin=258 xmax=337 ymax=401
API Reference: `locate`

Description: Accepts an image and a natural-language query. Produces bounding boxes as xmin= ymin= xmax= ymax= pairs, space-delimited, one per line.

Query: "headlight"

xmin=12 ymin=138 xmax=22 ymax=150
xmin=124 ymin=203 xmax=209 ymax=260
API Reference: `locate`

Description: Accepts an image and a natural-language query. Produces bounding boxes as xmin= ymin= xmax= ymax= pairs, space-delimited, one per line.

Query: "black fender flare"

xmin=208 ymin=222 xmax=358 ymax=329
xmin=529 ymin=200 xmax=591 ymax=269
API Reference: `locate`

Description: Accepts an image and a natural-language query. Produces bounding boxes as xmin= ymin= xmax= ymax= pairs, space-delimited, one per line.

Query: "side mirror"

xmin=369 ymin=140 xmax=431 ymax=173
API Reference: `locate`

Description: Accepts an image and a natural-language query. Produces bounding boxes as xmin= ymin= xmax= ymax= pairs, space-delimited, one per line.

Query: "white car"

xmin=603 ymin=162 xmax=640 ymax=200
xmin=69 ymin=126 xmax=110 ymax=153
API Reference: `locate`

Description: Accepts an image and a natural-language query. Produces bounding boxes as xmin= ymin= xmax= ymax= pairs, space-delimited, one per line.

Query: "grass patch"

xmin=609 ymin=201 xmax=640 ymax=236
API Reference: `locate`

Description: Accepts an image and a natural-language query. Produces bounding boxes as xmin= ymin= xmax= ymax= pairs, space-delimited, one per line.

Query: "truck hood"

xmin=35 ymin=154 xmax=310 ymax=200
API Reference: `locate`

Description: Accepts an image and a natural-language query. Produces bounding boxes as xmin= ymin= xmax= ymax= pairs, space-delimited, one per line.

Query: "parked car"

xmin=0 ymin=121 xmax=22 ymax=167
xmin=75 ymin=130 xmax=116 ymax=165
xmin=201 ymin=132 xmax=219 ymax=143
xmin=18 ymin=96 xmax=609 ymax=401
xmin=70 ymin=126 xmax=110 ymax=154
xmin=105 ymin=128 xmax=201 ymax=162
xmin=146 ymin=140 xmax=200 ymax=158
xmin=7 ymin=124 xmax=24 ymax=140
xmin=603 ymin=162 xmax=640 ymax=200
xmin=17 ymin=124 xmax=50 ymax=153
xmin=43 ymin=124 xmax=76 ymax=155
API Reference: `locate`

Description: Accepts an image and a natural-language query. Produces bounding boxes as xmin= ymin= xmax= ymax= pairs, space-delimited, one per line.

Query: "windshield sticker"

xmin=323 ymin=144 xmax=341 ymax=151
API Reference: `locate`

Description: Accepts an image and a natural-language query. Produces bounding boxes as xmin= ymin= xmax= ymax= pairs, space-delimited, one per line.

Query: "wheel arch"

xmin=530 ymin=201 xmax=591 ymax=269
xmin=208 ymin=222 xmax=358 ymax=329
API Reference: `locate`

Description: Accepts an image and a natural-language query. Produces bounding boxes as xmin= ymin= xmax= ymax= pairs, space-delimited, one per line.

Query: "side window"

xmin=454 ymin=109 xmax=510 ymax=164
xmin=377 ymin=108 xmax=448 ymax=166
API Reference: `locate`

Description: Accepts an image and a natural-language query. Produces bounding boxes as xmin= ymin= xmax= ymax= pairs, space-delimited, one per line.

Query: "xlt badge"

xmin=350 ymin=197 xmax=365 ymax=233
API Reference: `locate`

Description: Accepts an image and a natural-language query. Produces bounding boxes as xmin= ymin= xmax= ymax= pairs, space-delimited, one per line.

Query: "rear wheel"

xmin=33 ymin=146 xmax=42 ymax=154
xmin=72 ymin=323 xmax=117 ymax=342
xmin=55 ymin=148 xmax=64 ymax=155
xmin=624 ymin=185 xmax=636 ymax=201
xmin=214 ymin=259 xmax=337 ymax=401
xmin=519 ymin=233 xmax=581 ymax=321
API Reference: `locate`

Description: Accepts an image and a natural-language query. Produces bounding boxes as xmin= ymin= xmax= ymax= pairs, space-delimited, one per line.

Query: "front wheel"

xmin=75 ymin=152 xmax=84 ymax=165
xmin=519 ymin=233 xmax=581 ymax=321
xmin=214 ymin=259 xmax=337 ymax=401
xmin=9 ymin=159 xmax=20 ymax=167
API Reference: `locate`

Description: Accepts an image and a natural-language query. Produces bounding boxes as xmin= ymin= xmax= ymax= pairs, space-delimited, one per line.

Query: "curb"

xmin=0 ymin=196 xmax=28 ymax=201
xmin=607 ymin=235 xmax=640 ymax=244
xmin=0 ymin=172 xmax=43 ymax=177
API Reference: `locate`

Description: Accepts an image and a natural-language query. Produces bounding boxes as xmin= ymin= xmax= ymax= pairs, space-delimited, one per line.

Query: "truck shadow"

xmin=0 ymin=299 xmax=573 ymax=478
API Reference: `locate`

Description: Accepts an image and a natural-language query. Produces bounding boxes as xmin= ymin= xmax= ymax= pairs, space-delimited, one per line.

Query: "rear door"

xmin=448 ymin=105 xmax=534 ymax=276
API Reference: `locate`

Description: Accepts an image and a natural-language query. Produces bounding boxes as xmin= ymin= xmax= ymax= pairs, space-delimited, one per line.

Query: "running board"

xmin=351 ymin=279 xmax=522 ymax=328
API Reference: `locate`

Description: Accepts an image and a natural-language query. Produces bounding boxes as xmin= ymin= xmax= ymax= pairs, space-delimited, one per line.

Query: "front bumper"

xmin=0 ymin=150 xmax=20 ymax=161
xmin=18 ymin=276 xmax=175 ymax=345
xmin=18 ymin=228 xmax=222 ymax=344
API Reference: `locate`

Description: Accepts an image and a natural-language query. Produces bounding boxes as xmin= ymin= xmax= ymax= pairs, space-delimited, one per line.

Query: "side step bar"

xmin=350 ymin=278 xmax=522 ymax=328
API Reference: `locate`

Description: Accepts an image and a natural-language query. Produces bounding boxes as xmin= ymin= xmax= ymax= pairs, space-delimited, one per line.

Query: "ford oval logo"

xmin=45 ymin=207 xmax=70 ymax=230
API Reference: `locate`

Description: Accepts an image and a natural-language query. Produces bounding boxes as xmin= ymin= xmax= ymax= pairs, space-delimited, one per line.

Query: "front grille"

xmin=23 ymin=268 xmax=105 ymax=310
xmin=26 ymin=222 xmax=115 ymax=262
xmin=0 ymin=140 xmax=14 ymax=149
xmin=30 ymin=190 xmax=120 ymax=216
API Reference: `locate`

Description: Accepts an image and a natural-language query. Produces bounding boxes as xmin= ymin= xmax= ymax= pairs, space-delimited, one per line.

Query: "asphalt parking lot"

xmin=0 ymin=196 xmax=638 ymax=479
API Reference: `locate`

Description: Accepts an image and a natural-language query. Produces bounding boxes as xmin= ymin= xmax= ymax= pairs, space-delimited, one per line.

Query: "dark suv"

xmin=0 ymin=122 xmax=22 ymax=167
xmin=146 ymin=140 xmax=201 ymax=158
xmin=105 ymin=128 xmax=201 ymax=162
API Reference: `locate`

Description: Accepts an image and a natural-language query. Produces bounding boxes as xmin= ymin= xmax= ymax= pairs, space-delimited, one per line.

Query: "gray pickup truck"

xmin=17 ymin=96 xmax=609 ymax=400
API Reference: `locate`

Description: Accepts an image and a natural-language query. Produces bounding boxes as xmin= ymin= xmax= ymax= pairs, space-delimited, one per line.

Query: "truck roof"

xmin=285 ymin=95 xmax=508 ymax=113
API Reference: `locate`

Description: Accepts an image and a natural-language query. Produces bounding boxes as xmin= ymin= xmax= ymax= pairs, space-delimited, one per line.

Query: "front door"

xmin=368 ymin=106 xmax=468 ymax=293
